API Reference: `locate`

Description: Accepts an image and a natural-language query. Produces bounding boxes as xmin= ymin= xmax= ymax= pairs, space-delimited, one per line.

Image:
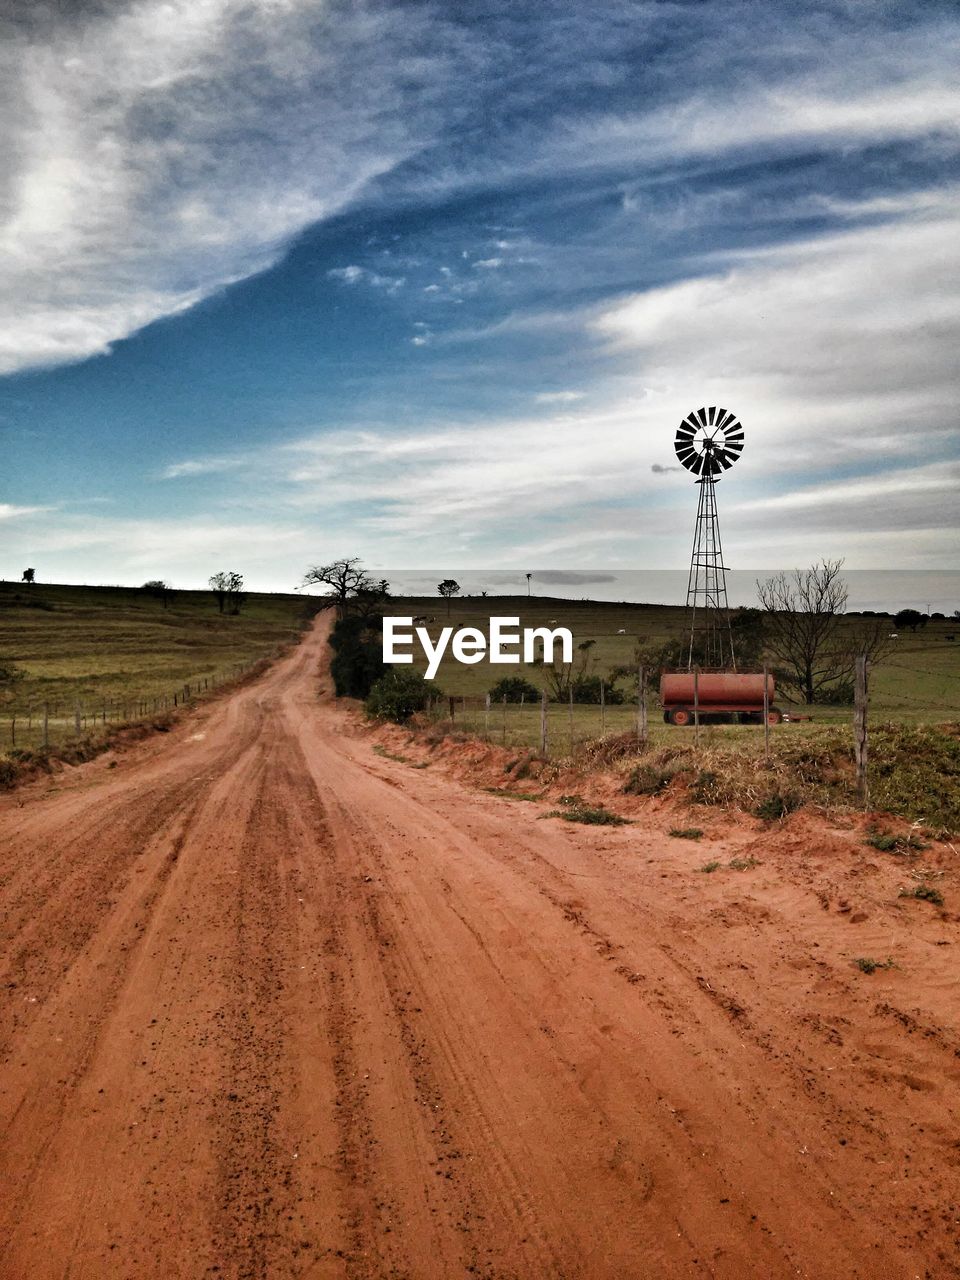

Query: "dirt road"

xmin=1 ymin=617 xmax=957 ymax=1279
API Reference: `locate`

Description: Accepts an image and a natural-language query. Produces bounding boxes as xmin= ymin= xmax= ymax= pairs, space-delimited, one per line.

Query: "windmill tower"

xmin=674 ymin=406 xmax=744 ymax=671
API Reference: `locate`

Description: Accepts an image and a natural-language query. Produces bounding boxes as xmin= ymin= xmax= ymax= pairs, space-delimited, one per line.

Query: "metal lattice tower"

xmin=674 ymin=407 xmax=744 ymax=671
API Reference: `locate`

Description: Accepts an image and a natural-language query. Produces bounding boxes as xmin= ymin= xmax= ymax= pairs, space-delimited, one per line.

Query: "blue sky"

xmin=1 ymin=0 xmax=958 ymax=593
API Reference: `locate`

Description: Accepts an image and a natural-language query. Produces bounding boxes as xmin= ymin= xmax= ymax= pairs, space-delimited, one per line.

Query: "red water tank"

xmin=660 ymin=672 xmax=773 ymax=708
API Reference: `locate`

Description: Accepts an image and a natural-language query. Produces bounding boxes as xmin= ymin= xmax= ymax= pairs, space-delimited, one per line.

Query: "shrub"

xmin=568 ymin=675 xmax=625 ymax=705
xmin=899 ymin=884 xmax=944 ymax=907
xmin=854 ymin=956 xmax=897 ymax=974
xmin=623 ymin=764 xmax=671 ymax=795
xmin=754 ymin=791 xmax=798 ymax=821
xmin=816 ymin=679 xmax=855 ymax=706
xmin=543 ymin=802 xmax=630 ymax=826
xmin=489 ymin=675 xmax=542 ymax=703
xmin=669 ymin=827 xmax=704 ymax=840
xmin=365 ymin=669 xmax=434 ymax=723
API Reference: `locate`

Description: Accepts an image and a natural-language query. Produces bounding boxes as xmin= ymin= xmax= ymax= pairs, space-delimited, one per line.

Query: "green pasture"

xmin=0 ymin=581 xmax=312 ymax=752
xmin=393 ymin=595 xmax=960 ymax=742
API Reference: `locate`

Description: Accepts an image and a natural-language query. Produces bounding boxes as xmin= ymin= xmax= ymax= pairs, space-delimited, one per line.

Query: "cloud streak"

xmin=0 ymin=0 xmax=457 ymax=374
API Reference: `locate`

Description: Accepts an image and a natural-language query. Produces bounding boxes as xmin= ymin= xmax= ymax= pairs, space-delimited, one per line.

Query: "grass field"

xmin=0 ymin=581 xmax=313 ymax=753
xmin=395 ymin=595 xmax=960 ymax=732
xmin=389 ymin=597 xmax=960 ymax=832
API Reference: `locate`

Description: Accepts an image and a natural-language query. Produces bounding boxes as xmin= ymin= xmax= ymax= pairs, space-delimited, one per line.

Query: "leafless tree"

xmin=302 ymin=558 xmax=381 ymax=618
xmin=757 ymin=559 xmax=891 ymax=704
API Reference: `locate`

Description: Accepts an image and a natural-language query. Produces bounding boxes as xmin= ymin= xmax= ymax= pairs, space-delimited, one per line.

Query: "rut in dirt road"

xmin=0 ymin=615 xmax=957 ymax=1279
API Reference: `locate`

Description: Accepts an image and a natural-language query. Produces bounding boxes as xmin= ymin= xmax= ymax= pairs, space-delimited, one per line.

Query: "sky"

xmin=1 ymin=0 xmax=959 ymax=601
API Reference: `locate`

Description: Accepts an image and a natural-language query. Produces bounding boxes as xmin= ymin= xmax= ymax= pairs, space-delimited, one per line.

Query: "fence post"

xmin=502 ymin=694 xmax=507 ymax=744
xmin=693 ymin=668 xmax=700 ymax=746
xmin=484 ymin=692 xmax=490 ymax=738
xmin=43 ymin=704 xmax=49 ymax=747
xmin=638 ymin=665 xmax=648 ymax=750
xmin=540 ymin=689 xmax=548 ymax=757
xmin=763 ymin=663 xmax=770 ymax=762
xmin=75 ymin=703 xmax=81 ymax=735
xmin=10 ymin=715 xmax=15 ymax=748
xmin=600 ymin=679 xmax=606 ymax=735
xmin=854 ymin=653 xmax=869 ymax=807
xmin=569 ymin=684 xmax=574 ymax=752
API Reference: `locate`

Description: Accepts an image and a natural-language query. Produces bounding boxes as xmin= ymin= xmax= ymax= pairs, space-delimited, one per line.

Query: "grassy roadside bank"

xmin=367 ymin=711 xmax=960 ymax=836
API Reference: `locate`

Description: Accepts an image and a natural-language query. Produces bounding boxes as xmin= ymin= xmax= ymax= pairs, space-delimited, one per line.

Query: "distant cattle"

xmin=616 ymin=628 xmax=626 ymax=634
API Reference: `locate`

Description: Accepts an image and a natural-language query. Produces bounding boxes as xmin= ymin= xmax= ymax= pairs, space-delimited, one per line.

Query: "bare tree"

xmin=303 ymin=558 xmax=376 ymax=618
xmin=209 ymin=570 xmax=245 ymax=615
xmin=437 ymin=578 xmax=460 ymax=617
xmin=757 ymin=559 xmax=890 ymax=704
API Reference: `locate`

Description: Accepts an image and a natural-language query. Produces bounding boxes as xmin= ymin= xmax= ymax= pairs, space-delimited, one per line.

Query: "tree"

xmin=437 ymin=578 xmax=460 ymax=617
xmin=757 ymin=559 xmax=891 ymax=704
xmin=142 ymin=579 xmax=172 ymax=608
xmin=329 ymin=613 xmax=386 ymax=698
xmin=303 ymin=558 xmax=379 ymax=619
xmin=209 ymin=570 xmax=245 ymax=616
xmin=894 ymin=608 xmax=926 ymax=632
xmin=21 ymin=568 xmax=34 ymax=584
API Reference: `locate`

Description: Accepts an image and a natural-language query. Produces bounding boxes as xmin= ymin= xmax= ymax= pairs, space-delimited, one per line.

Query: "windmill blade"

xmin=723 ymin=431 xmax=744 ymax=448
xmin=707 ymin=406 xmax=718 ymax=426
xmin=716 ymin=408 xmax=737 ymax=432
xmin=715 ymin=450 xmax=736 ymax=470
xmin=675 ymin=427 xmax=696 ymax=444
xmin=679 ymin=416 xmax=699 ymax=435
xmin=694 ymin=407 xmax=709 ymax=427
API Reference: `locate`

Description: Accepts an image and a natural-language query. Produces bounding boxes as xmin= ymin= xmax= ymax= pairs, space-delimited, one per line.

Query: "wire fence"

xmin=1 ymin=659 xmax=260 ymax=754
xmin=425 ymin=649 xmax=960 ymax=764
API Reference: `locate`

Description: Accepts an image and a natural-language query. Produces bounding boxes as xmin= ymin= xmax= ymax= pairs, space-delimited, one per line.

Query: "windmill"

xmin=674 ymin=406 xmax=744 ymax=671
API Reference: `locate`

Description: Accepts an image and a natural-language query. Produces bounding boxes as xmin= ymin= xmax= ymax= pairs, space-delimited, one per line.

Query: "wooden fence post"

xmin=569 ymin=683 xmax=574 ymax=753
xmin=540 ymin=689 xmax=548 ymax=757
xmin=638 ymin=665 xmax=648 ymax=750
xmin=763 ymin=663 xmax=770 ymax=762
xmin=600 ymin=679 xmax=606 ymax=735
xmin=502 ymin=694 xmax=507 ymax=744
xmin=854 ymin=653 xmax=869 ymax=806
xmin=10 ymin=715 xmax=15 ymax=748
xmin=43 ymin=704 xmax=49 ymax=748
xmin=693 ymin=668 xmax=700 ymax=746
xmin=74 ymin=703 xmax=81 ymax=735
xmin=484 ymin=692 xmax=490 ymax=737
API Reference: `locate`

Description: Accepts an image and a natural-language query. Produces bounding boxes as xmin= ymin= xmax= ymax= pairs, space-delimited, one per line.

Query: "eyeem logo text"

xmin=383 ymin=616 xmax=573 ymax=680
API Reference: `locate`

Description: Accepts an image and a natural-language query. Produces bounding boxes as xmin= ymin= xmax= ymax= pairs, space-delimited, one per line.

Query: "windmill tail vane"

xmin=674 ymin=406 xmax=744 ymax=671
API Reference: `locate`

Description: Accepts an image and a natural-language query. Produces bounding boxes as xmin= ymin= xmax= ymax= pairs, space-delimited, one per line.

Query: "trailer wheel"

xmin=669 ymin=707 xmax=693 ymax=726
xmin=766 ymin=707 xmax=783 ymax=726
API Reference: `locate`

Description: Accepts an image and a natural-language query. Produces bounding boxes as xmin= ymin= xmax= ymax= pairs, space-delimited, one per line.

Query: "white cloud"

xmin=0 ymin=0 xmax=451 ymax=373
xmin=161 ymin=456 xmax=247 ymax=480
xmin=148 ymin=202 xmax=959 ymax=570
xmin=0 ymin=502 xmax=50 ymax=520
xmin=535 ymin=390 xmax=585 ymax=404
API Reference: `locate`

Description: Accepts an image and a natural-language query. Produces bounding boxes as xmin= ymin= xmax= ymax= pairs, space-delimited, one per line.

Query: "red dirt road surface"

xmin=1 ymin=617 xmax=958 ymax=1279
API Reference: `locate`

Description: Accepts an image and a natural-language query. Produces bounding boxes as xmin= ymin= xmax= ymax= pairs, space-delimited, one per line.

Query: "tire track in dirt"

xmin=1 ymin=615 xmax=958 ymax=1278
